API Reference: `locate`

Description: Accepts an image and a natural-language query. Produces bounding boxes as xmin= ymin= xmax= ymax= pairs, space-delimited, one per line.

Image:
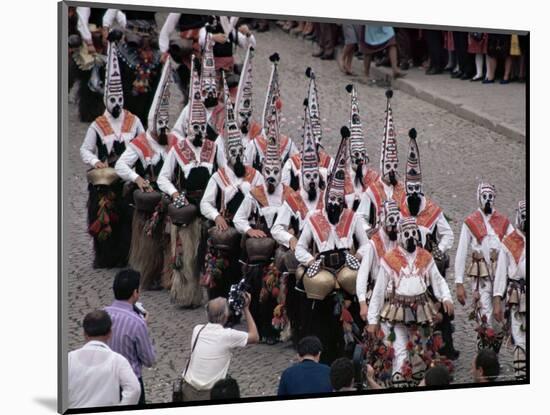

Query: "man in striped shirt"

xmin=105 ymin=269 xmax=157 ymax=405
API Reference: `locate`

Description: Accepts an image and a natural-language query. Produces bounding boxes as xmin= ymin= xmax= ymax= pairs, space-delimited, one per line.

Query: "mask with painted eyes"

xmin=303 ymin=170 xmax=320 ymax=192
xmin=188 ymin=55 xmax=208 ymax=143
xmin=263 ymin=165 xmax=281 ymax=194
xmin=104 ymin=42 xmax=124 ymax=118
xmin=380 ymin=200 xmax=400 ymax=240
xmin=346 ymin=84 xmax=369 ymax=174
xmin=148 ymin=56 xmax=172 ymax=140
xmin=200 ymin=34 xmax=218 ymax=105
xmin=477 ymin=182 xmax=496 ymax=215
xmin=107 ymin=95 xmax=124 ymax=118
xmin=399 ymin=217 xmax=420 ymax=253
xmin=235 ymin=46 xmax=254 ymax=135
xmin=380 ymin=90 xmax=399 ymax=186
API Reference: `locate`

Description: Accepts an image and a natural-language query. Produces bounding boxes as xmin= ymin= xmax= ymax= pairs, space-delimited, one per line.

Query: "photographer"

xmin=181 ymin=295 xmax=259 ymax=401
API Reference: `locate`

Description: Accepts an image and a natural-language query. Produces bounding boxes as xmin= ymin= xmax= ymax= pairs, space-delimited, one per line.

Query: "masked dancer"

xmin=80 ymin=41 xmax=144 ymax=269
xmin=115 ymin=57 xmax=178 ymax=290
xmin=454 ymin=182 xmax=513 ymax=352
xmin=493 ymin=200 xmax=527 ymax=380
xmin=295 ymin=126 xmax=369 ymax=364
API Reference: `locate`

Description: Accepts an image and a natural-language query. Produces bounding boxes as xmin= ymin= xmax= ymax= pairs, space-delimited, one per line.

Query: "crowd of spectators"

xmin=246 ymin=20 xmax=527 ymax=84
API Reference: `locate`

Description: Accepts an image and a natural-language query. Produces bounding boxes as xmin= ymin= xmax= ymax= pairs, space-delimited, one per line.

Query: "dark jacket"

xmin=277 ymin=359 xmax=332 ymax=396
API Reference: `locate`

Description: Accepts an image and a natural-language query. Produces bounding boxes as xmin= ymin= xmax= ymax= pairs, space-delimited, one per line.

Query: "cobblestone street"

xmin=65 ymin=23 xmax=526 ymax=403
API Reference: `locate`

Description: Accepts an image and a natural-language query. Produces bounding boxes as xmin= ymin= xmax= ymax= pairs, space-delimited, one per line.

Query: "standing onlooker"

xmin=210 ymin=377 xmax=241 ymax=400
xmin=472 ymin=349 xmax=500 ymax=383
xmin=105 ymin=269 xmax=156 ymax=406
xmin=313 ymin=23 xmax=338 ymax=60
xmin=330 ymin=357 xmax=355 ymax=392
xmin=424 ymin=30 xmax=445 ymax=74
xmin=339 ymin=24 xmax=361 ymax=75
xmin=68 ymin=310 xmax=140 ymax=409
xmin=484 ymin=34 xmax=511 ymax=83
xmin=277 ymin=336 xmax=333 ymax=396
xmin=181 ymin=295 xmax=259 ymax=401
xmin=452 ymin=31 xmax=474 ymax=79
xmin=468 ymin=32 xmax=488 ymax=81
xmin=358 ymin=25 xmax=404 ymax=80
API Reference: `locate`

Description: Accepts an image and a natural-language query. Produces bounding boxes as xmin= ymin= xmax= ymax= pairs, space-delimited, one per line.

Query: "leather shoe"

xmin=320 ymin=53 xmax=335 ymax=60
xmin=426 ymin=67 xmax=443 ymax=75
xmin=451 ymin=70 xmax=463 ymax=79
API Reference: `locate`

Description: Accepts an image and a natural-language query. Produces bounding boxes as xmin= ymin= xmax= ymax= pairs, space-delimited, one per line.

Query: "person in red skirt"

xmin=468 ymin=32 xmax=488 ymax=81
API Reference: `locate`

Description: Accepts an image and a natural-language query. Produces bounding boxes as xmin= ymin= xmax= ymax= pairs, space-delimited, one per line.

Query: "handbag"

xmin=172 ymin=324 xmax=207 ymax=402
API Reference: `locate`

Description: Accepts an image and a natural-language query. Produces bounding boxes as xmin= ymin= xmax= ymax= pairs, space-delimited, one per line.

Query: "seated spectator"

xmin=181 ymin=294 xmax=259 ymax=401
xmin=330 ymin=357 xmax=355 ymax=391
xmin=210 ymin=377 xmax=241 ymax=400
xmin=472 ymin=349 xmax=500 ymax=383
xmin=277 ymin=336 xmax=332 ymax=396
xmin=68 ymin=310 xmax=140 ymax=409
xmin=419 ymin=365 xmax=452 ymax=386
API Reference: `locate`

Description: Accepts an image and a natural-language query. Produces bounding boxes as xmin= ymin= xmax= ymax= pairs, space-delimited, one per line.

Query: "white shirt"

xmin=103 ymin=9 xmax=127 ymax=29
xmin=158 ymin=13 xmax=182 ymax=53
xmin=233 ymin=184 xmax=284 ymax=234
xmin=454 ymin=209 xmax=514 ymax=284
xmin=493 ymin=231 xmax=526 ymax=298
xmin=76 ymin=8 xmax=123 ymax=43
xmin=80 ymin=111 xmax=145 ymax=168
xmin=197 ymin=18 xmax=257 ymax=51
xmin=183 ymin=323 xmax=248 ymax=390
xmin=68 ymin=340 xmax=140 ymax=409
xmin=199 ymin=167 xmax=264 ymax=221
xmin=114 ymin=131 xmax=171 ymax=183
xmin=295 ymin=210 xmax=369 ymax=265
xmin=367 ymin=248 xmax=452 ymax=325
xmin=157 ymin=136 xmax=216 ymax=197
xmin=271 ymin=189 xmax=323 ymax=248
xmin=356 ymin=229 xmax=397 ymax=302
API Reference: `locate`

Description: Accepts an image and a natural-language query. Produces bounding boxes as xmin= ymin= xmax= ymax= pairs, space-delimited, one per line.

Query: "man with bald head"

xmin=180 ymin=294 xmax=259 ymax=401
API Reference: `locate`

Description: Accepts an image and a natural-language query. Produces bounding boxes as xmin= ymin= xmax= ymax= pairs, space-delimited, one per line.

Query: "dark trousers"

xmin=315 ymin=23 xmax=338 ymax=55
xmin=138 ymin=377 xmax=145 ymax=406
xmin=424 ymin=30 xmax=445 ymax=70
xmin=453 ymin=31 xmax=474 ymax=76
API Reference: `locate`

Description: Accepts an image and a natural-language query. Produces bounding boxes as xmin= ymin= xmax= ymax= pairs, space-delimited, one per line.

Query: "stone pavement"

xmin=65 ymin=23 xmax=526 ymax=404
xmin=362 ymin=57 xmax=526 ymax=141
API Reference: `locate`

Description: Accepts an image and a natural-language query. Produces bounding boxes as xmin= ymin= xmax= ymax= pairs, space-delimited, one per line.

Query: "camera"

xmin=134 ymin=301 xmax=147 ymax=316
xmin=228 ymin=278 xmax=249 ymax=317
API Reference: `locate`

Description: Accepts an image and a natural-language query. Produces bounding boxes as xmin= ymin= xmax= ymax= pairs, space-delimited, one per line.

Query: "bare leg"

xmin=473 ymin=53 xmax=484 ymax=79
xmin=486 ymin=56 xmax=496 ymax=80
xmin=389 ymin=45 xmax=404 ymax=78
xmin=339 ymin=44 xmax=355 ymax=74
xmin=363 ymin=54 xmax=372 ymax=79
xmin=503 ymin=55 xmax=513 ymax=81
